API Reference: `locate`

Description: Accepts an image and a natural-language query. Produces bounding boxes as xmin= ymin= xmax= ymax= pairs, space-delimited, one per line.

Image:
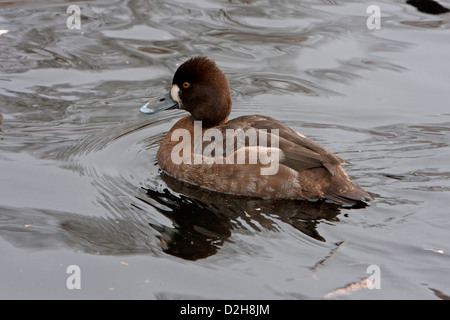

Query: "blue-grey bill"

xmin=140 ymin=93 xmax=178 ymax=114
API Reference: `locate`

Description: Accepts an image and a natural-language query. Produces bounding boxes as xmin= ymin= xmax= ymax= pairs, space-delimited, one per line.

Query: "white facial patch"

xmin=170 ymin=84 xmax=181 ymax=107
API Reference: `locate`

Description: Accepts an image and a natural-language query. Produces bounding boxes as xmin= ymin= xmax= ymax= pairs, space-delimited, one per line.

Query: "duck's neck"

xmin=189 ymin=115 xmax=229 ymax=128
xmin=188 ymin=101 xmax=231 ymax=128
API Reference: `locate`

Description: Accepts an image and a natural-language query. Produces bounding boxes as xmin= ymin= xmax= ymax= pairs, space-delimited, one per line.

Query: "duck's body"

xmin=143 ymin=56 xmax=372 ymax=206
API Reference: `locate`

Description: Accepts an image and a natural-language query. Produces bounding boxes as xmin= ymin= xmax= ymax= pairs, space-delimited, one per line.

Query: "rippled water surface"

xmin=1 ymin=0 xmax=450 ymax=299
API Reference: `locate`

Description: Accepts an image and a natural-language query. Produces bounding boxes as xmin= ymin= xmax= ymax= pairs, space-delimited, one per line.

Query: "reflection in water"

xmin=137 ymin=173 xmax=366 ymax=261
xmin=0 ymin=176 xmax=346 ymax=261
xmin=406 ymin=0 xmax=450 ymax=15
xmin=0 ymin=205 xmax=161 ymax=256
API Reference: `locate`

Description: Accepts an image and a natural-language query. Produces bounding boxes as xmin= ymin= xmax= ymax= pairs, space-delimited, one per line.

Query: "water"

xmin=1 ymin=0 xmax=450 ymax=299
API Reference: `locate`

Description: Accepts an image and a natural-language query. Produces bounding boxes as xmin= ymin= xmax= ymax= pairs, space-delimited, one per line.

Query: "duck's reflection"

xmin=406 ymin=0 xmax=450 ymax=14
xmin=139 ymin=173 xmax=367 ymax=261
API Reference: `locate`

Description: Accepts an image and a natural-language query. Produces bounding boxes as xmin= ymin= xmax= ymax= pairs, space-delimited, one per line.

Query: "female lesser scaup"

xmin=141 ymin=56 xmax=372 ymax=206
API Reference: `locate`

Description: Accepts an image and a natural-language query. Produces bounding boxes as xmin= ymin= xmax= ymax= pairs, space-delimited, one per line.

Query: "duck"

xmin=140 ymin=56 xmax=372 ymax=207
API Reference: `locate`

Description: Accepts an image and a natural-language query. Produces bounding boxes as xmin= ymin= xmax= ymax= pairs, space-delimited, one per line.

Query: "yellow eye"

xmin=182 ymin=82 xmax=190 ymax=89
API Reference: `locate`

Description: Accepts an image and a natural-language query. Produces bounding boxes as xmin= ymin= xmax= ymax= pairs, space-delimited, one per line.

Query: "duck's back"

xmin=157 ymin=115 xmax=372 ymax=206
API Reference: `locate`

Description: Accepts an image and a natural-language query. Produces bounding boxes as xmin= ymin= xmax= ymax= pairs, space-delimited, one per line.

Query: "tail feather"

xmin=325 ymin=183 xmax=373 ymax=207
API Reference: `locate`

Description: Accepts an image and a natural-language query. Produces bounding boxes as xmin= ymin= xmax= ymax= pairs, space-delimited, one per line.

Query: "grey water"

xmin=0 ymin=0 xmax=450 ymax=299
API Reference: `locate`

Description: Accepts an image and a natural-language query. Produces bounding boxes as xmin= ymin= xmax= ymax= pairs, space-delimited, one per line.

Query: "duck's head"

xmin=141 ymin=56 xmax=232 ymax=127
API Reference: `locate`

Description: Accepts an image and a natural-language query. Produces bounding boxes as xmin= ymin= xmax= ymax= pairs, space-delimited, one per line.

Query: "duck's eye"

xmin=182 ymin=82 xmax=190 ymax=89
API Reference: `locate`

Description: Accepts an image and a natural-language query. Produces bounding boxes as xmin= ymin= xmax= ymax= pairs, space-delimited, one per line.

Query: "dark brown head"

xmin=140 ymin=56 xmax=232 ymax=127
xmin=170 ymin=57 xmax=232 ymax=127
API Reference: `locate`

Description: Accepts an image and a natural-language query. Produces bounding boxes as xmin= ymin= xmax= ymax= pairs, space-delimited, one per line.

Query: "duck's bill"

xmin=140 ymin=93 xmax=179 ymax=114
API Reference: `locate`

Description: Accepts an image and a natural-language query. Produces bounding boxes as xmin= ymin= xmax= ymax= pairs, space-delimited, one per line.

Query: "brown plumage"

xmin=145 ymin=56 xmax=372 ymax=207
